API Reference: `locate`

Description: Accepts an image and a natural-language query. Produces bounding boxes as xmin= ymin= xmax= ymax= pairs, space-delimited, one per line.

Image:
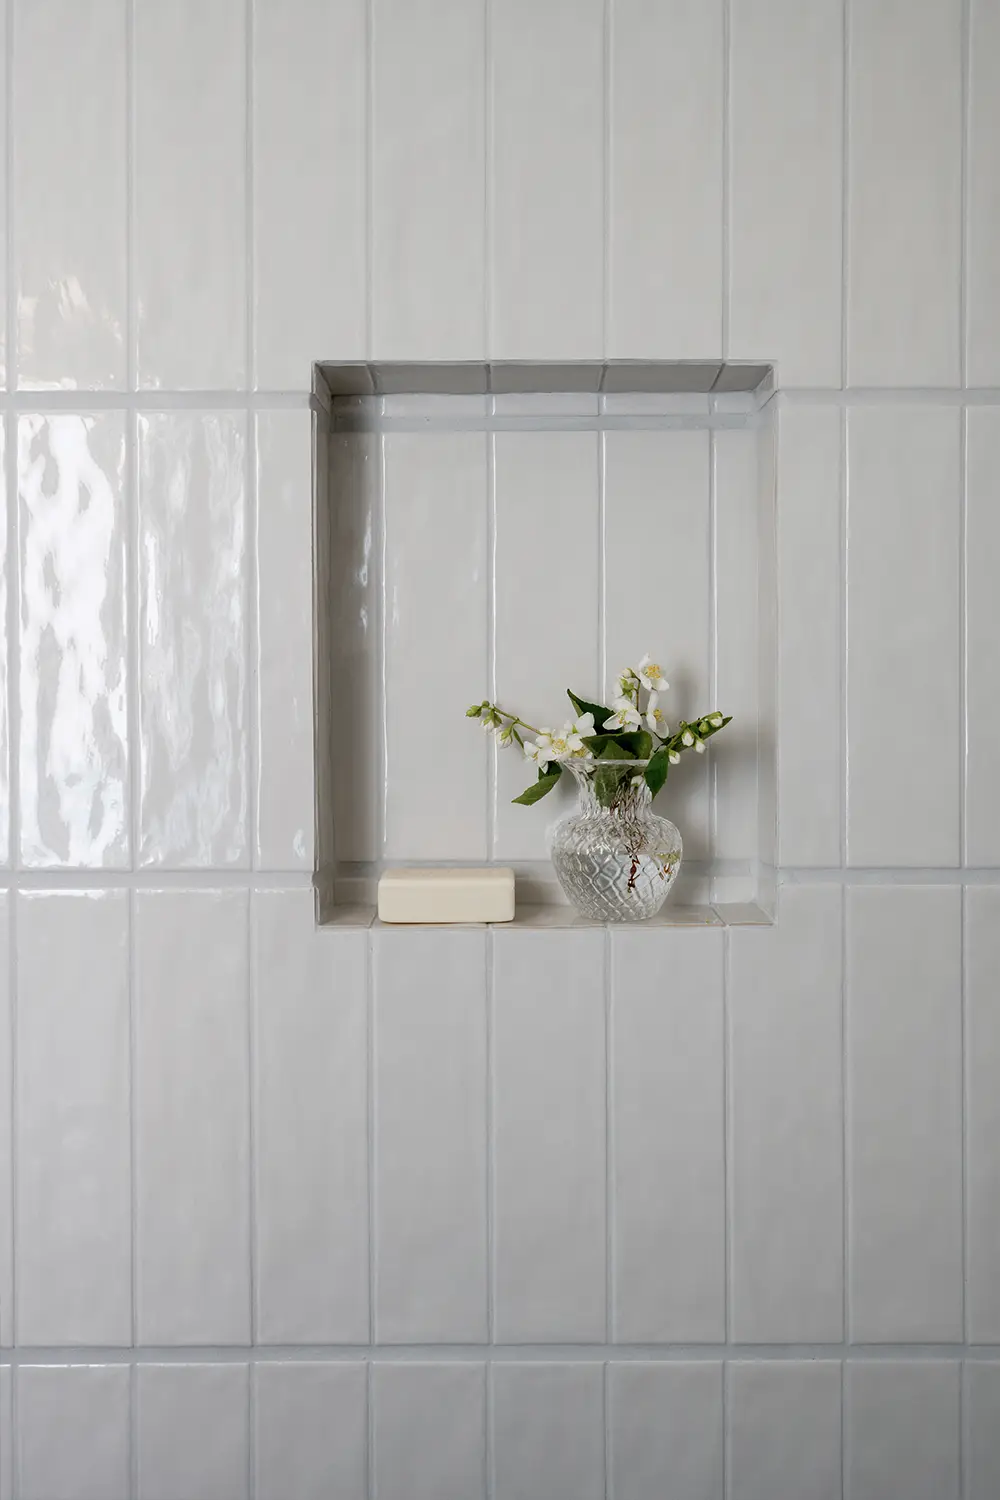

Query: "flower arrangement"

xmin=467 ymin=653 xmax=731 ymax=809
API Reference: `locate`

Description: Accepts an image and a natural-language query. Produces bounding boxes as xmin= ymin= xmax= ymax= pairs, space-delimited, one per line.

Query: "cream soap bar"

xmin=377 ymin=867 xmax=515 ymax=924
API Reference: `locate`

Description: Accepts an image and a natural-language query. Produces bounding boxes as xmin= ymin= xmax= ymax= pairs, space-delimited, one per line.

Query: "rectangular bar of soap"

xmin=377 ymin=867 xmax=515 ymax=924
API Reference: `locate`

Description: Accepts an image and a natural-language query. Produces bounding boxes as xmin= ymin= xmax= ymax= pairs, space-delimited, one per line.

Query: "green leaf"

xmin=593 ymin=740 xmax=633 ymax=807
xmin=614 ymin=730 xmax=653 ymax=759
xmin=644 ymin=746 xmax=670 ymax=798
xmin=567 ymin=689 xmax=612 ymax=728
xmin=511 ymin=765 xmax=562 ymax=806
xmin=580 ymin=733 xmax=613 ymax=756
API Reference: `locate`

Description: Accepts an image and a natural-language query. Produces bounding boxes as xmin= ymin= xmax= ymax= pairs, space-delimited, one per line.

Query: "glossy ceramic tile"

xmin=492 ymin=431 xmax=599 ymax=860
xmin=846 ymin=886 xmax=963 ymax=1342
xmin=0 ymin=1365 xmax=10 ymax=1500
xmin=604 ymin=430 xmax=712 ymax=862
xmin=729 ymin=887 xmax=844 ymax=1342
xmin=136 ymin=1364 xmax=249 ymax=1500
xmin=134 ymin=889 xmax=251 ymax=1345
xmin=492 ymin=929 xmax=606 ymax=1342
xmin=254 ymin=1362 xmax=368 ymax=1500
xmin=967 ymin=0 xmax=1000 ymax=384
xmin=15 ymin=891 xmax=130 ymax=1346
xmin=0 ymin=15 xmax=6 ymax=387
xmin=729 ymin=0 xmax=843 ymax=386
xmin=372 ymin=1364 xmax=486 ymax=1500
xmin=965 ymin=887 xmax=1000 ymax=1341
xmin=253 ymin=0 xmax=366 ymax=387
xmin=607 ymin=1362 xmax=723 ymax=1500
xmin=16 ymin=1364 xmax=130 ymax=1500
xmin=966 ymin=1364 xmax=1000 ymax=1500
xmin=0 ymin=898 xmax=9 ymax=1349
xmin=492 ymin=1364 xmax=604 ymax=1500
xmin=0 ymin=419 xmax=7 ymax=866
xmin=18 ymin=413 xmax=128 ymax=867
xmin=776 ymin=402 xmax=842 ymax=866
xmin=137 ymin=412 xmax=248 ymax=868
xmin=965 ymin=409 xmax=1000 ymax=864
xmin=254 ymin=410 xmax=314 ymax=870
xmin=372 ymin=0 xmax=485 ymax=358
xmin=846 ymin=1362 xmax=960 ymax=1500
xmin=714 ymin=427 xmax=759 ymax=864
xmin=328 ymin=431 xmax=379 ymax=863
xmin=383 ymin=432 xmax=488 ymax=859
xmin=729 ymin=1361 xmax=841 ymax=1500
xmin=374 ymin=929 xmax=487 ymax=1342
xmin=253 ymin=889 xmax=368 ymax=1343
xmin=846 ymin=406 xmax=960 ymax=866
xmin=134 ymin=0 xmax=247 ymax=389
xmin=608 ymin=0 xmax=722 ymax=358
xmin=847 ymin=0 xmax=962 ymax=386
xmin=490 ymin=0 xmax=603 ymax=359
xmin=13 ymin=0 xmax=126 ymax=390
xmin=610 ymin=928 xmax=725 ymax=1342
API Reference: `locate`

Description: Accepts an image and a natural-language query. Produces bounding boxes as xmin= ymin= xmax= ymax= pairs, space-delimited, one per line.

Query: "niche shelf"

xmin=312 ymin=360 xmax=777 ymax=928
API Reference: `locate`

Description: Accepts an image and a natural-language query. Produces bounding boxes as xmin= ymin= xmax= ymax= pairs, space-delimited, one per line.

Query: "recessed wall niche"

xmin=313 ymin=361 xmax=776 ymax=926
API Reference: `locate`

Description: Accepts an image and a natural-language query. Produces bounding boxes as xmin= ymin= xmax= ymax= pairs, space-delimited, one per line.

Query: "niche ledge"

xmin=312 ymin=359 xmax=777 ymax=928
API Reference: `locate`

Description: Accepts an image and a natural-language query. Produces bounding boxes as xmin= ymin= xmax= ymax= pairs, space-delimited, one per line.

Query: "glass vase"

xmin=547 ymin=758 xmax=682 ymax=922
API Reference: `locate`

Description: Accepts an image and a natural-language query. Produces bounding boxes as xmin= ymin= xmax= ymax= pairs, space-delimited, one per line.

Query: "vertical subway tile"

xmin=0 ymin=11 xmax=7 ymax=387
xmin=967 ymin=0 xmax=1000 ymax=384
xmin=966 ymin=409 xmax=1000 ymax=864
xmin=0 ymin=1365 xmax=10 ymax=1500
xmin=372 ymin=0 xmax=485 ymax=358
xmin=0 ymin=419 xmax=7 ymax=866
xmin=608 ymin=1362 xmax=723 ymax=1500
xmin=966 ymin=886 xmax=1000 ymax=1340
xmin=15 ymin=891 xmax=130 ymax=1346
xmin=846 ymin=406 xmax=960 ymax=865
xmin=254 ymin=0 xmax=366 ymax=387
xmin=254 ymin=410 xmax=314 ymax=870
xmin=383 ymin=433 xmax=488 ymax=859
xmin=254 ymin=1363 xmax=368 ymax=1500
xmin=608 ymin=0 xmax=722 ymax=358
xmin=611 ymin=927 xmax=725 ymax=1342
xmin=137 ymin=1364 xmax=249 ymax=1500
xmin=372 ymin=1364 xmax=486 ymax=1500
xmin=137 ymin=412 xmax=248 ymax=868
xmin=846 ymin=1362 xmax=960 ymax=1500
xmin=328 ymin=430 xmax=379 ymax=864
xmin=729 ymin=0 xmax=843 ymax=386
xmin=253 ymin=889 xmax=368 ymax=1344
xmin=966 ymin=1364 xmax=1000 ymax=1500
xmin=847 ymin=0 xmax=962 ymax=385
xmin=776 ymin=402 xmax=842 ymax=866
xmin=492 ymin=929 xmax=606 ymax=1342
xmin=493 ymin=432 xmax=599 ymax=860
xmin=18 ymin=413 xmax=128 ymax=867
xmin=604 ymin=431 xmax=712 ymax=862
xmin=17 ymin=1365 xmax=130 ymax=1500
xmin=134 ymin=889 xmax=251 ymax=1345
xmin=134 ymin=0 xmax=247 ymax=389
xmin=374 ymin=929 xmax=487 ymax=1342
xmin=714 ymin=426 xmax=759 ymax=866
xmin=13 ymin=0 xmax=126 ymax=389
xmin=846 ymin=886 xmax=963 ymax=1341
xmin=729 ymin=1362 xmax=842 ymax=1500
xmin=492 ymin=1364 xmax=604 ymax=1500
xmin=730 ymin=886 xmax=844 ymax=1342
xmin=490 ymin=0 xmax=604 ymax=358
xmin=0 ymin=897 xmax=9 ymax=1348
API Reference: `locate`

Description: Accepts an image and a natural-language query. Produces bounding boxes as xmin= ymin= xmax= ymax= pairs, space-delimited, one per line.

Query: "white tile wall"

xmin=0 ymin=0 xmax=996 ymax=1494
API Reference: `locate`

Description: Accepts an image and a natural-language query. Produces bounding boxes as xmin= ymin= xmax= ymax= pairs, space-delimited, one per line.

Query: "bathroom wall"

xmin=1 ymin=1 xmax=999 ymax=1497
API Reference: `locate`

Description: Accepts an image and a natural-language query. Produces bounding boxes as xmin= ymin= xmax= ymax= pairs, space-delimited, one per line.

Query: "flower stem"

xmin=491 ymin=704 xmax=542 ymax=736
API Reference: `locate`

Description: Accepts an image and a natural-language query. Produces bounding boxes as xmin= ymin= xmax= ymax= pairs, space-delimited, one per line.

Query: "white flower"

xmin=603 ymin=696 xmax=642 ymax=732
xmin=681 ymin=728 xmax=695 ymax=748
xmin=524 ymin=731 xmax=553 ymax=770
xmin=616 ymin=669 xmax=639 ymax=701
xmin=694 ymin=739 xmax=706 ymax=753
xmin=709 ymin=713 xmax=724 ymax=728
xmin=645 ymin=693 xmax=670 ymax=736
xmin=668 ymin=749 xmax=680 ymax=765
xmin=566 ymin=712 xmax=595 ymax=750
xmin=636 ymin=653 xmax=670 ymax=693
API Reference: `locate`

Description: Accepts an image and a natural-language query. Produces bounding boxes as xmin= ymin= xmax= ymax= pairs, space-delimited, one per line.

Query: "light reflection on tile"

xmin=137 ymin=412 xmax=248 ymax=868
xmin=18 ymin=413 xmax=128 ymax=867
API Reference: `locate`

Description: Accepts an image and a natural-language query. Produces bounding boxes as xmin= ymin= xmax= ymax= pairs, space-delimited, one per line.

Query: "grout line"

xmin=366 ymin=929 xmax=377 ymax=1348
xmin=709 ymin=429 xmax=719 ymax=877
xmin=840 ymin=405 xmax=849 ymax=867
xmin=245 ymin=0 xmax=256 ymax=395
xmin=722 ymin=928 xmax=732 ymax=1345
xmin=485 ymin=928 xmax=495 ymax=1347
xmin=483 ymin=0 xmax=492 ymax=362
xmin=246 ymin=888 xmax=258 ymax=1358
xmin=960 ymin=884 xmax=968 ymax=1348
xmin=840 ymin=0 xmax=850 ymax=389
xmin=6 ymin=857 xmax=16 ymax=1357
xmin=128 ymin=889 xmax=138 ymax=1355
xmin=842 ymin=881 xmax=851 ymax=1348
xmin=125 ymin=0 xmax=136 ymax=393
xmin=0 ymin=389 xmax=325 ymax=412
xmin=365 ymin=0 xmax=374 ymax=362
xmin=960 ymin=405 xmax=968 ymax=869
xmin=597 ymin=428 xmax=606 ymax=697
xmin=960 ymin=0 xmax=970 ymax=390
xmin=604 ymin=928 xmax=613 ymax=1346
xmin=376 ymin=429 xmax=387 ymax=859
xmin=5 ymin=4 xmax=18 ymax=1359
xmin=486 ymin=430 xmax=496 ymax=858
xmin=247 ymin=412 xmax=260 ymax=873
xmin=721 ymin=0 xmax=731 ymax=359
xmin=602 ymin=0 xmax=611 ymax=358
